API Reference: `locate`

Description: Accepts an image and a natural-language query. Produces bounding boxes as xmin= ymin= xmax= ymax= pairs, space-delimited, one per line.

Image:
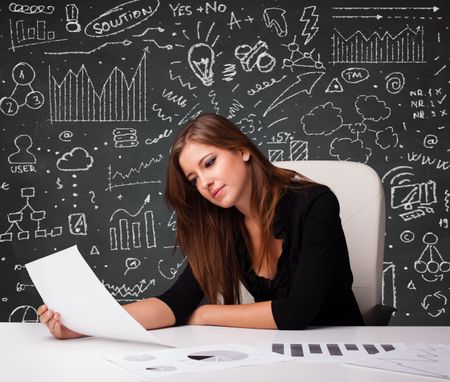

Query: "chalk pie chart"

xmin=187 ymin=350 xmax=249 ymax=362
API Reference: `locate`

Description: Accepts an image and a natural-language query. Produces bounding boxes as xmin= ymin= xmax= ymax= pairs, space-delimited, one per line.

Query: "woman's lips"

xmin=212 ymin=185 xmax=225 ymax=198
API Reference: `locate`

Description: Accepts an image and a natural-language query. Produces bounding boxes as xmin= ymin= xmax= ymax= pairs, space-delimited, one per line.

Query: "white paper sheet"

xmin=346 ymin=343 xmax=450 ymax=380
xmin=103 ymin=343 xmax=287 ymax=378
xmin=26 ymin=245 xmax=171 ymax=346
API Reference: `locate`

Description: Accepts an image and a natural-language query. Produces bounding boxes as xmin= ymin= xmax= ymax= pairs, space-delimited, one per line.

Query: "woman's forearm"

xmin=124 ymin=297 xmax=176 ymax=330
xmin=188 ymin=301 xmax=277 ymax=329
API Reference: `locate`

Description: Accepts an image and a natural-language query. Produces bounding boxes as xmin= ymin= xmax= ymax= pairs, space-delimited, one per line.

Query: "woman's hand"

xmin=37 ymin=304 xmax=84 ymax=340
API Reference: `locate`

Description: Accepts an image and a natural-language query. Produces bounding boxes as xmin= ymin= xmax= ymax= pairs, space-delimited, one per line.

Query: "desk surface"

xmin=1 ymin=324 xmax=449 ymax=382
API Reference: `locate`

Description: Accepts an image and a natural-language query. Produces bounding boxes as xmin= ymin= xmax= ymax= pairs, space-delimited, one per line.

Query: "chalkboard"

xmin=0 ymin=0 xmax=448 ymax=325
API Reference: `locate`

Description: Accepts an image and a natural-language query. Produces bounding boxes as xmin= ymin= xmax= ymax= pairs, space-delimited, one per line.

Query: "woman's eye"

xmin=205 ymin=157 xmax=216 ymax=168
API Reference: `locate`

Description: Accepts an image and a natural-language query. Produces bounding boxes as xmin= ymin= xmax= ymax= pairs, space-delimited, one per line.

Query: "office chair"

xmin=240 ymin=160 xmax=395 ymax=326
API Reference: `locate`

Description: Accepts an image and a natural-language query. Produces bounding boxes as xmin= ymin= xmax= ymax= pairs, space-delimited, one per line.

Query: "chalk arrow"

xmin=263 ymin=8 xmax=288 ymax=37
xmin=263 ymin=71 xmax=324 ymax=117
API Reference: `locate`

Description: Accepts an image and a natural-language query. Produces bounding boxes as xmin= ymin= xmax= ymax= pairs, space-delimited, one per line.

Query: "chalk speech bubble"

xmin=85 ymin=0 xmax=160 ymax=37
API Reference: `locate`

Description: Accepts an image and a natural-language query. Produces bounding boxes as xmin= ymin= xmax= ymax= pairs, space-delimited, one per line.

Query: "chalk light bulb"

xmin=188 ymin=43 xmax=215 ymax=87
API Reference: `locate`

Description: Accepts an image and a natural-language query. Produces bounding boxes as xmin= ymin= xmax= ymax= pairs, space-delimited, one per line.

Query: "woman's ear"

xmin=240 ymin=148 xmax=250 ymax=162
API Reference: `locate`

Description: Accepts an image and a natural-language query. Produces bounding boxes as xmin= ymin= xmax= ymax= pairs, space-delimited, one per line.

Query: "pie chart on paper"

xmin=187 ymin=350 xmax=249 ymax=362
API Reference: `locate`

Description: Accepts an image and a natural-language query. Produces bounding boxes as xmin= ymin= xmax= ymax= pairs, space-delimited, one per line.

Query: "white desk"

xmin=1 ymin=324 xmax=449 ymax=382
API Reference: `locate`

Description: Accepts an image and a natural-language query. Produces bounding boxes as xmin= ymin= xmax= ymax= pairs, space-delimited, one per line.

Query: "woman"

xmin=38 ymin=113 xmax=363 ymax=339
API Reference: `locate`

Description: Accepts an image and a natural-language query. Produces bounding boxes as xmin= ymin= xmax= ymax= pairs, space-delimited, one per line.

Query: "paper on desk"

xmin=26 ymin=245 xmax=172 ymax=346
xmin=346 ymin=343 xmax=450 ymax=380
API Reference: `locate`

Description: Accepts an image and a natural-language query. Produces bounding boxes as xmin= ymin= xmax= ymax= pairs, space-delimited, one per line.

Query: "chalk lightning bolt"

xmin=300 ymin=6 xmax=319 ymax=45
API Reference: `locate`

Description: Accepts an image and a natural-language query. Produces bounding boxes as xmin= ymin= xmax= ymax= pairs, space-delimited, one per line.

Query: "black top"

xmin=158 ymin=184 xmax=364 ymax=329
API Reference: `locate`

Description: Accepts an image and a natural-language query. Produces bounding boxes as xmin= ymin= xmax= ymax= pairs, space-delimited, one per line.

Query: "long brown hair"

xmin=165 ymin=113 xmax=313 ymax=304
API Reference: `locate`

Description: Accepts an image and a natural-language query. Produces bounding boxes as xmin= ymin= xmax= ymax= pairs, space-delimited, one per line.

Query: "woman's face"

xmin=178 ymin=140 xmax=252 ymax=211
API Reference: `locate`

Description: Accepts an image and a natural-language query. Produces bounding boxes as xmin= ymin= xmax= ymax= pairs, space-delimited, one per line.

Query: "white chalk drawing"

xmin=329 ymin=137 xmax=372 ymax=163
xmin=382 ymin=166 xmax=438 ymax=221
xmin=236 ymin=114 xmax=259 ymax=135
xmin=58 ymin=131 xmax=73 ymax=142
xmin=169 ymin=70 xmax=197 ymax=90
xmin=56 ymin=178 xmax=63 ymax=190
xmin=407 ymin=152 xmax=450 ymax=171
xmin=0 ymin=187 xmax=62 ymax=242
xmin=152 ymin=103 xmax=174 ymax=122
xmin=16 ymin=282 xmax=34 ymax=292
xmin=263 ymin=7 xmax=287 ymax=37
xmin=325 ymin=77 xmax=344 ymax=93
xmin=391 ymin=180 xmax=437 ymax=221
xmin=124 ymin=257 xmax=141 ymax=275
xmin=105 ymin=154 xmax=164 ymax=192
xmin=68 ymin=213 xmax=87 ymax=235
xmin=247 ymin=75 xmax=286 ymax=96
xmin=385 ymin=72 xmax=405 ymax=94
xmin=407 ymin=280 xmax=416 ymax=290
xmin=375 ymin=127 xmax=399 ymax=149
xmin=45 ymin=39 xmax=132 ymax=55
xmin=65 ymin=4 xmax=81 ymax=33
xmin=434 ymin=65 xmax=447 ymax=76
xmin=409 ymin=87 xmax=447 ymax=120
xmin=208 ymin=89 xmax=220 ymax=114
xmin=145 ymin=129 xmax=173 ymax=145
xmin=226 ymin=99 xmax=244 ymax=119
xmin=423 ymin=134 xmax=438 ymax=149
xmin=421 ymin=290 xmax=447 ymax=317
xmin=158 ymin=257 xmax=187 ymax=280
xmin=439 ymin=218 xmax=448 ymax=229
xmin=142 ymin=39 xmax=182 ymax=50
xmin=267 ymin=132 xmax=308 ymax=162
xmin=9 ymin=3 xmax=55 ymax=14
xmin=8 ymin=18 xmax=66 ymax=51
xmin=109 ymin=195 xmax=156 ymax=250
xmin=167 ymin=211 xmax=177 ymax=231
xmin=414 ymin=233 xmax=449 ymax=282
xmin=57 ymin=147 xmax=94 ymax=172
xmin=0 ymin=62 xmax=44 ymax=116
xmin=90 ymin=245 xmax=100 ymax=256
xmin=355 ymin=95 xmax=391 ymax=122
xmin=300 ymin=6 xmax=319 ymax=45
xmin=188 ymin=43 xmax=215 ymax=86
xmin=187 ymin=22 xmax=219 ymax=86
xmin=282 ymin=35 xmax=324 ymax=71
xmin=114 ymin=128 xmax=139 ymax=148
xmin=102 ymin=278 xmax=156 ymax=301
xmin=132 ymin=26 xmax=164 ymax=37
xmin=400 ymin=230 xmax=415 ymax=243
xmin=177 ymin=102 xmax=203 ymax=126
xmin=222 ymin=63 xmax=237 ymax=82
xmin=84 ymin=0 xmax=160 ymax=37
xmin=88 ymin=191 xmax=99 ymax=210
xmin=341 ymin=67 xmax=370 ymax=84
xmin=445 ymin=190 xmax=450 ymax=213
xmin=235 ymin=40 xmax=276 ymax=73
xmin=301 ymin=102 xmax=343 ymax=136
xmin=8 ymin=305 xmax=39 ymax=322
xmin=382 ymin=262 xmax=397 ymax=310
xmin=8 ymin=135 xmax=37 ymax=175
xmin=332 ymin=26 xmax=425 ymax=64
xmin=263 ymin=71 xmax=324 ymax=117
xmin=49 ymin=49 xmax=149 ymax=122
xmin=162 ymin=88 xmax=188 ymax=108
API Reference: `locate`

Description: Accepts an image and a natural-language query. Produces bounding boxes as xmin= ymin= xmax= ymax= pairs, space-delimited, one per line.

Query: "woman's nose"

xmin=199 ymin=174 xmax=213 ymax=190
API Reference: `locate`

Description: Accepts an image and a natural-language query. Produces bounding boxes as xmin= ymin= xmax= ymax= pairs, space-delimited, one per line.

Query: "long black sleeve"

xmin=157 ymin=263 xmax=204 ymax=325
